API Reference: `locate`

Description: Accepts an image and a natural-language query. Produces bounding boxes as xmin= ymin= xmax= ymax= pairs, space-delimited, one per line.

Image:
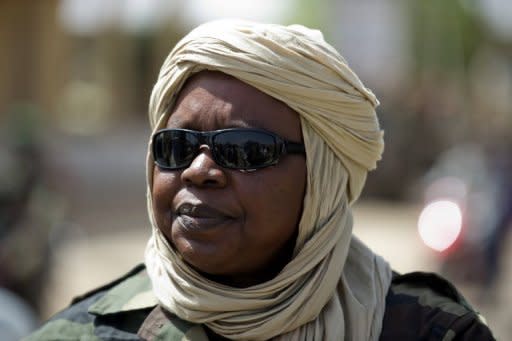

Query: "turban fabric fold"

xmin=145 ymin=19 xmax=392 ymax=340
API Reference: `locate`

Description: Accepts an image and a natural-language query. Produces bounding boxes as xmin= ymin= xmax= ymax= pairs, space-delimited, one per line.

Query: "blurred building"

xmin=0 ymin=0 xmax=187 ymax=134
xmin=0 ymin=1 xmax=66 ymax=119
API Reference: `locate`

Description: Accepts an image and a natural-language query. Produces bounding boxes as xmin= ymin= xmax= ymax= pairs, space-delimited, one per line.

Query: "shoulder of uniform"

xmin=23 ymin=264 xmax=157 ymax=341
xmin=381 ymin=271 xmax=495 ymax=340
xmin=70 ymin=263 xmax=147 ymax=305
xmin=85 ymin=263 xmax=158 ymax=315
xmin=388 ymin=271 xmax=474 ymax=315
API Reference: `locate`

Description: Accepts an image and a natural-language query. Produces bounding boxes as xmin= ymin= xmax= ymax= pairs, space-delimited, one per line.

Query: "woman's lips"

xmin=175 ymin=202 xmax=236 ymax=231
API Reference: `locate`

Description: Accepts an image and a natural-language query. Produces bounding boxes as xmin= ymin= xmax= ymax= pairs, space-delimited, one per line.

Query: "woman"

xmin=27 ymin=20 xmax=494 ymax=340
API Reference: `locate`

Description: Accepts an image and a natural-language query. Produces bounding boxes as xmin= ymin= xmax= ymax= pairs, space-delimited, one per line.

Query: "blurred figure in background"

xmin=0 ymin=104 xmax=65 ymax=339
xmin=418 ymin=141 xmax=512 ymax=298
xmin=483 ymin=142 xmax=512 ymax=292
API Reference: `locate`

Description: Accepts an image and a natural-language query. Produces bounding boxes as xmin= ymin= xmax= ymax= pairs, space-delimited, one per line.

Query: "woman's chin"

xmin=176 ymin=239 xmax=236 ymax=275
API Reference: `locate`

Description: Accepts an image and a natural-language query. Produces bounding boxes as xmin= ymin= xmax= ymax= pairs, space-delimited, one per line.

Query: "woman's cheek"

xmin=152 ymin=170 xmax=180 ymax=230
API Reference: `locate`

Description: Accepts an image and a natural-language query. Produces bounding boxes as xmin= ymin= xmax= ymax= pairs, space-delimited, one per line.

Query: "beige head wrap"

xmin=145 ymin=19 xmax=392 ymax=340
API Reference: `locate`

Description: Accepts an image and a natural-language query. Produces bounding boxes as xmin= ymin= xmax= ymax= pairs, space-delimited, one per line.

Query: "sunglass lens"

xmin=154 ymin=130 xmax=197 ymax=169
xmin=213 ymin=131 xmax=278 ymax=169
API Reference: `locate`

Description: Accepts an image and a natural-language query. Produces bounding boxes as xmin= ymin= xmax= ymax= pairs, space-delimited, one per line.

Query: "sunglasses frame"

xmin=152 ymin=127 xmax=305 ymax=171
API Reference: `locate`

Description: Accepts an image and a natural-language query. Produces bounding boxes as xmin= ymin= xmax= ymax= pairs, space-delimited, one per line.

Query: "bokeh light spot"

xmin=418 ymin=200 xmax=462 ymax=252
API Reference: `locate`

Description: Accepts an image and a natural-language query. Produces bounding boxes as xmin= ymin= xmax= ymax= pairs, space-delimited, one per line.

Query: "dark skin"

xmin=151 ymin=71 xmax=307 ymax=289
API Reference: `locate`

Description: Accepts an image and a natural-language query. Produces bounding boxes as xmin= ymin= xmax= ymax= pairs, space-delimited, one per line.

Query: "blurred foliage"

xmin=284 ymin=0 xmax=328 ymax=29
xmin=364 ymin=1 xmax=511 ymax=200
xmin=409 ymin=0 xmax=483 ymax=74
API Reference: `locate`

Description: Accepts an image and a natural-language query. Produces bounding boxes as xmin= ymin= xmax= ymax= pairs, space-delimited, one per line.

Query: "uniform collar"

xmin=88 ymin=268 xmax=158 ymax=315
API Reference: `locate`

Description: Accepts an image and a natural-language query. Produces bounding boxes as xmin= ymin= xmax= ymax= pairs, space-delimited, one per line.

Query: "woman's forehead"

xmin=166 ymin=71 xmax=303 ymax=141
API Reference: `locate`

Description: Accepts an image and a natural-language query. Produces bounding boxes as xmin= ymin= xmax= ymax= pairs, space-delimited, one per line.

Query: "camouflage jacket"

xmin=25 ymin=264 xmax=495 ymax=340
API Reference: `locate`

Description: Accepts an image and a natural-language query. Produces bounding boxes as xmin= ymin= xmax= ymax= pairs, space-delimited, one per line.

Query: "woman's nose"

xmin=180 ymin=147 xmax=227 ymax=188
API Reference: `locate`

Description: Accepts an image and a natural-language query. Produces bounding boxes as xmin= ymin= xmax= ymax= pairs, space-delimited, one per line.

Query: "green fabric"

xmin=23 ymin=319 xmax=99 ymax=341
xmin=88 ymin=270 xmax=156 ymax=315
xmin=154 ymin=319 xmax=208 ymax=341
xmin=25 ymin=265 xmax=494 ymax=340
xmin=392 ymin=281 xmax=470 ymax=316
xmin=442 ymin=329 xmax=456 ymax=341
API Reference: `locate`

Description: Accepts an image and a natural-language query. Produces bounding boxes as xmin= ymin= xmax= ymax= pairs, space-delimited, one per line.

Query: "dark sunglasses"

xmin=152 ymin=128 xmax=305 ymax=171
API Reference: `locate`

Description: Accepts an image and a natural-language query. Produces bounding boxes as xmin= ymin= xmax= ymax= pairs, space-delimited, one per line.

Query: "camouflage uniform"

xmin=25 ymin=264 xmax=495 ymax=340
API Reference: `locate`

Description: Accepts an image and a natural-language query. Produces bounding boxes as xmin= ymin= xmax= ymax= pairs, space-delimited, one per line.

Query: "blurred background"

xmin=0 ymin=0 xmax=510 ymax=339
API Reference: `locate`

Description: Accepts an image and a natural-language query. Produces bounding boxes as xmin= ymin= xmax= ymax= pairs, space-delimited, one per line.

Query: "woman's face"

xmin=152 ymin=71 xmax=307 ymax=287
